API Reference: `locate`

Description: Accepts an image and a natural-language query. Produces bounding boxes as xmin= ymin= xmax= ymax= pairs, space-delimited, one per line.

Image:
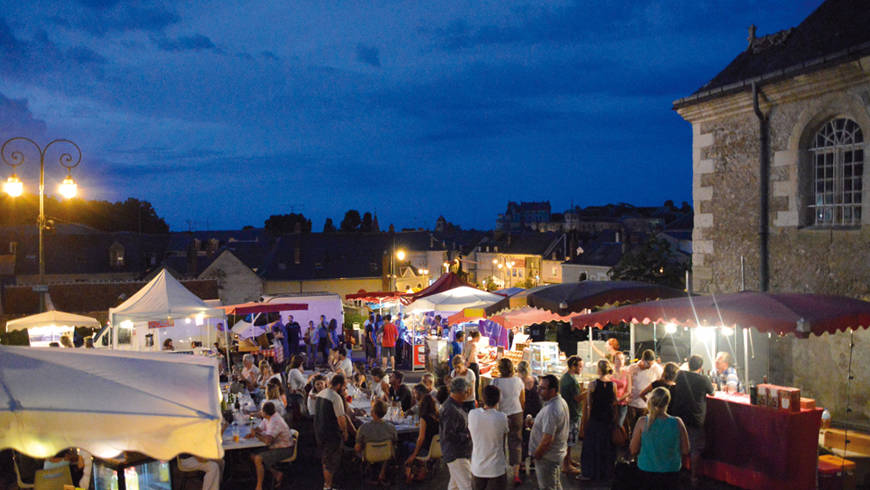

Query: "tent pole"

xmin=630 ymin=323 xmax=636 ymax=361
xmin=743 ymin=327 xmax=750 ymax=388
xmin=588 ymin=326 xmax=592 ymax=362
xmin=223 ymin=315 xmax=231 ymax=372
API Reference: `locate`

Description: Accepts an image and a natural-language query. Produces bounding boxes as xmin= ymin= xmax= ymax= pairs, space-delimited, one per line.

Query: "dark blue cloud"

xmin=0 ymin=92 xmax=47 ymax=139
xmin=69 ymin=4 xmax=180 ymax=35
xmin=152 ymin=33 xmax=219 ymax=52
xmin=355 ymin=43 xmax=381 ymax=67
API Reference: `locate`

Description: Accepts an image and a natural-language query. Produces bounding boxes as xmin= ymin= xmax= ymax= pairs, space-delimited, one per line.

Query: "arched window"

xmin=809 ymin=118 xmax=864 ymax=225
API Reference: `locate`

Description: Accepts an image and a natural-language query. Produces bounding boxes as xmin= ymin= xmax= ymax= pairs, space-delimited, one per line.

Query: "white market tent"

xmin=0 ymin=345 xmax=223 ymax=460
xmin=406 ymin=286 xmax=503 ymax=313
xmin=6 ymin=310 xmax=101 ymax=331
xmin=231 ymin=318 xmax=266 ymax=339
xmin=108 ymin=269 xmax=227 ymax=350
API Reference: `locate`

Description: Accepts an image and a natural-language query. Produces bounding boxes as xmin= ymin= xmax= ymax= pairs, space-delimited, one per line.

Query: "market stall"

xmin=570 ymin=290 xmax=870 ymax=490
xmin=5 ymin=310 xmax=101 ymax=347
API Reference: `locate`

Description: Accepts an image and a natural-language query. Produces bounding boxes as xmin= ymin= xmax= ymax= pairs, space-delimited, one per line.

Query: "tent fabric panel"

xmin=6 ymin=311 xmax=101 ymax=331
xmin=526 ymin=281 xmax=685 ymax=313
xmin=401 ymin=272 xmax=468 ymax=304
xmin=1 ymin=411 xmax=222 ymax=460
xmin=111 ymin=269 xmax=212 ymax=318
xmin=221 ymin=302 xmax=308 ymax=316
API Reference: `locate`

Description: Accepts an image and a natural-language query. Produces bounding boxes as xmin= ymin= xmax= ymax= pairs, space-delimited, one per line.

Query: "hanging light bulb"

xmin=3 ymin=174 xmax=23 ymax=197
xmin=59 ymin=174 xmax=77 ymax=199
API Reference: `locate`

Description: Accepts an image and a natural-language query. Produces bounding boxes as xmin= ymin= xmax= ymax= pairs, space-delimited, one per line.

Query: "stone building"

xmin=674 ymin=0 xmax=870 ymax=418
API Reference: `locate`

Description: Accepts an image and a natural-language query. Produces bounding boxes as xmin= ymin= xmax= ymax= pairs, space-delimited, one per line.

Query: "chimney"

xmin=294 ymin=237 xmax=301 ymax=265
xmin=747 ymin=24 xmax=756 ymax=48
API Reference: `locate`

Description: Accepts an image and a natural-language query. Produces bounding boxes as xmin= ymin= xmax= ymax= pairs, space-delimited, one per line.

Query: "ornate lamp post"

xmin=1 ymin=137 xmax=81 ymax=312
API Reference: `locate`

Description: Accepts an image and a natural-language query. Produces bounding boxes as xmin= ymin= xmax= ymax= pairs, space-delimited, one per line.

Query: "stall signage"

xmin=148 ymin=319 xmax=175 ymax=329
xmin=413 ymin=344 xmax=426 ymax=368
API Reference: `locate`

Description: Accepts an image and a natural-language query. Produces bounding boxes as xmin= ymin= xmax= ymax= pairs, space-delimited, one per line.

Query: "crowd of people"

xmin=221 ymin=319 xmax=740 ymax=490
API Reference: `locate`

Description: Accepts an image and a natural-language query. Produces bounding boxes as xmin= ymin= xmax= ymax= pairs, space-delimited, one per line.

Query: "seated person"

xmin=355 ymin=399 xmax=398 ymax=483
xmin=370 ymin=367 xmax=388 ymax=400
xmin=405 ymin=384 xmax=440 ymax=482
xmin=334 ymin=347 xmax=353 ymax=378
xmin=247 ymin=402 xmax=295 ymax=490
xmin=260 ymin=382 xmax=286 ymax=417
xmin=306 ymin=375 xmax=327 ymax=417
xmin=178 ymin=454 xmax=224 ymax=490
xmin=388 ymin=371 xmax=413 ymax=412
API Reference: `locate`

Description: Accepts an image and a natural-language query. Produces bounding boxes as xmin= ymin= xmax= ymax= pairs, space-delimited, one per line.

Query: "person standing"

xmin=580 ymin=360 xmax=617 ymax=481
xmin=317 ymin=320 xmax=330 ymax=367
xmin=626 ymin=349 xmax=663 ymax=435
xmin=713 ymin=351 xmax=742 ymax=393
xmin=314 ymin=374 xmax=350 ymax=490
xmin=374 ymin=314 xmax=384 ymax=363
xmin=450 ymin=331 xmax=465 ymax=370
xmin=529 ymin=374 xmax=570 ymax=490
xmin=381 ymin=314 xmax=398 ymax=371
xmin=611 ymin=352 xmax=632 ymax=429
xmin=286 ymin=315 xmax=301 ymax=359
xmin=395 ymin=313 xmax=405 ymax=368
xmin=518 ymin=360 xmax=542 ymax=465
xmin=451 ymin=355 xmax=477 ymax=412
xmin=492 ymin=357 xmax=525 ymax=485
xmin=629 ymin=387 xmax=690 ymax=490
xmin=441 ymin=377 xmax=474 ymax=490
xmin=469 ymin=385 xmax=509 ymax=490
xmin=464 ymin=331 xmax=481 ymax=396
xmin=304 ymin=320 xmax=317 ymax=369
xmin=364 ymin=314 xmax=376 ymax=369
xmin=559 ymin=355 xmax=584 ymax=476
xmin=669 ymin=354 xmax=714 ymax=486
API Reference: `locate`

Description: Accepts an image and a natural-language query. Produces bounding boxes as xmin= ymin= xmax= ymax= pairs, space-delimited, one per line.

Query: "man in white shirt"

xmin=627 ymin=349 xmax=663 ymax=433
xmin=335 ymin=347 xmax=354 ymax=378
xmin=248 ymin=401 xmax=294 ymax=490
xmin=241 ymin=354 xmax=260 ymax=391
xmin=469 ymin=384 xmax=509 ymax=489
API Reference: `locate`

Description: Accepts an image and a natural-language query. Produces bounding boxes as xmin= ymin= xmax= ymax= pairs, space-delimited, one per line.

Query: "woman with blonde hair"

xmin=450 ymin=354 xmax=477 ymax=411
xmin=580 ymin=359 xmax=617 ymax=480
xmin=492 ymin=357 xmax=525 ymax=484
xmin=629 ymin=387 xmax=690 ymax=489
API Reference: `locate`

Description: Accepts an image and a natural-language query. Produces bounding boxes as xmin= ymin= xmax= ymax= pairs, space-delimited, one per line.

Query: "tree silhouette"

xmin=0 ymin=194 xmax=168 ymax=233
xmin=323 ymin=218 xmax=336 ymax=232
xmin=340 ymin=210 xmax=362 ymax=232
xmin=609 ymin=235 xmax=687 ymax=289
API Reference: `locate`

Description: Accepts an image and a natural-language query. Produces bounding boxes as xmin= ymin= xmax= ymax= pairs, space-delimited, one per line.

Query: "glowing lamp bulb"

xmin=59 ymin=175 xmax=77 ymax=199
xmin=396 ymin=250 xmax=406 ymax=261
xmin=664 ymin=323 xmax=677 ymax=334
xmin=3 ymin=174 xmax=23 ymax=197
xmin=721 ymin=326 xmax=735 ymax=336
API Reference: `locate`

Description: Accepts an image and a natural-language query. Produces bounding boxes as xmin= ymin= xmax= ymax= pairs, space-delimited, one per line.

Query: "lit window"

xmin=810 ymin=118 xmax=863 ymax=226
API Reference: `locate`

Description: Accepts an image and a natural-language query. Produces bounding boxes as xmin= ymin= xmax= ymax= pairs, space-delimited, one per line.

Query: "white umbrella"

xmin=0 ymin=346 xmax=222 ymax=460
xmin=6 ymin=310 xmax=101 ymax=331
xmin=231 ymin=319 xmax=265 ymax=339
xmin=406 ymin=286 xmax=503 ymax=313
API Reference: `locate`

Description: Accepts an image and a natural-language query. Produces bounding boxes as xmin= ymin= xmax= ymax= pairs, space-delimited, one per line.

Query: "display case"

xmin=524 ymin=341 xmax=562 ymax=376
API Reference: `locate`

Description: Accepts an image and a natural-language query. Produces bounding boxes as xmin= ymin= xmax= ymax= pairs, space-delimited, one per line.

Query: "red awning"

xmin=345 ymin=291 xmax=408 ymax=302
xmin=402 ymin=272 xmax=469 ymax=304
xmin=492 ymin=306 xmax=583 ymax=331
xmin=221 ymin=302 xmax=308 ymax=316
xmin=570 ymin=291 xmax=870 ymax=338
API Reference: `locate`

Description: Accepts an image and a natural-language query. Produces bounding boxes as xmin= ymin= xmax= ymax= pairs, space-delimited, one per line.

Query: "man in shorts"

xmin=248 ymin=402 xmax=294 ymax=490
xmin=314 ymin=374 xmax=349 ymax=489
xmin=381 ymin=314 xmax=398 ymax=371
xmin=559 ymin=355 xmax=585 ymax=475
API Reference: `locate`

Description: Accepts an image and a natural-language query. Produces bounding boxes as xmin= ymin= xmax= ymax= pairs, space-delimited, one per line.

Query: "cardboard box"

xmin=757 ymin=384 xmax=801 ymax=411
xmin=799 ymin=397 xmax=815 ymax=410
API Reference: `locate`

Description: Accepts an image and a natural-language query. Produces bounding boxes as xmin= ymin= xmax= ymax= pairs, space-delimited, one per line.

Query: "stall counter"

xmin=701 ymin=392 xmax=822 ymax=490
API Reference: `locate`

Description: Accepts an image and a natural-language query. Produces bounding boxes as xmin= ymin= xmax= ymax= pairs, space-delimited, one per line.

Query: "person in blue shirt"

xmin=449 ymin=331 xmax=464 ymax=370
xmin=713 ymin=351 xmax=743 ymax=393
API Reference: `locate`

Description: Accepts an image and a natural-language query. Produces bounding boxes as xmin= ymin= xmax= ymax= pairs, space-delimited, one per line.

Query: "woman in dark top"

xmin=405 ymin=384 xmax=440 ymax=482
xmin=517 ymin=360 xmax=542 ymax=460
xmin=640 ymin=362 xmax=680 ymax=401
xmin=581 ymin=359 xmax=617 ymax=480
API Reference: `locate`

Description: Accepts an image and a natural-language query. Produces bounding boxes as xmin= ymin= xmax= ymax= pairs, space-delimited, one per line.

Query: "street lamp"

xmin=391 ymin=248 xmax=406 ymax=291
xmin=1 ymin=137 xmax=81 ymax=312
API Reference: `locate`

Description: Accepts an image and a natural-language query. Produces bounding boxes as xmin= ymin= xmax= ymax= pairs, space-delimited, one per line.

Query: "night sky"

xmin=0 ymin=1 xmax=821 ymax=231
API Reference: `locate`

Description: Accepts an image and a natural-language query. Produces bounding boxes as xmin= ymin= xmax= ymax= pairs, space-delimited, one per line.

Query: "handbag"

xmin=611 ymin=458 xmax=639 ymax=490
xmin=611 ymin=424 xmax=628 ymax=446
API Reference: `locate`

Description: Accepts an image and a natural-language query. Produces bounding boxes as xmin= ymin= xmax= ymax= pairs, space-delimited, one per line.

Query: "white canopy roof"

xmin=6 ymin=310 xmax=101 ymax=332
xmin=0 ymin=346 xmax=222 ymax=460
xmin=406 ymin=286 xmax=503 ymax=313
xmin=109 ymin=269 xmax=224 ymax=323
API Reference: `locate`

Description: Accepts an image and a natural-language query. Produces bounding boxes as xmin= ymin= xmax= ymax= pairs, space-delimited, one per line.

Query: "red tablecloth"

xmin=702 ymin=393 xmax=822 ymax=490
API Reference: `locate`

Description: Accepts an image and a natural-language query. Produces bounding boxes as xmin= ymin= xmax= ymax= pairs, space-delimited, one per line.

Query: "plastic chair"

xmin=363 ymin=440 xmax=394 ymax=464
xmin=12 ymin=452 xmax=35 ymax=489
xmin=33 ymin=465 xmax=72 ymax=490
xmin=280 ymin=430 xmax=300 ymax=464
xmin=414 ymin=435 xmax=442 ymax=478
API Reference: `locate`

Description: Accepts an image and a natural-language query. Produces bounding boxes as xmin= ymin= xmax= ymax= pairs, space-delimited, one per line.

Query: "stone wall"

xmin=677 ymin=58 xmax=870 ymax=418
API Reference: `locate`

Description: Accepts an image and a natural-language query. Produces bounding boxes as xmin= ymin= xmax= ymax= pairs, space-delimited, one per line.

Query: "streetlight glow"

xmin=3 ymin=174 xmax=22 ymax=197
xmin=59 ymin=175 xmax=77 ymax=199
xmin=396 ymin=250 xmax=406 ymax=261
